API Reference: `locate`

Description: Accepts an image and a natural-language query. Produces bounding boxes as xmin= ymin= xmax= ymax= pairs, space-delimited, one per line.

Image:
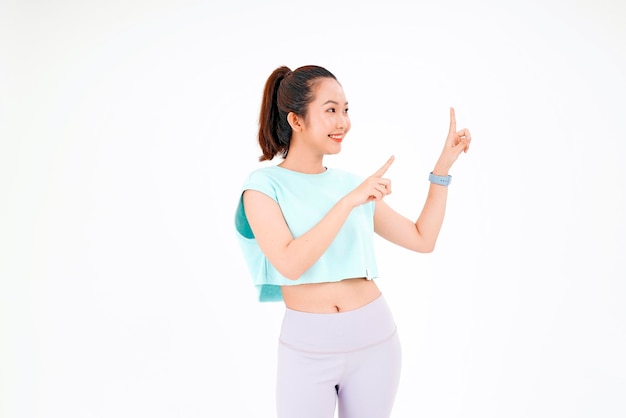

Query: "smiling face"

xmin=292 ymin=77 xmax=351 ymax=158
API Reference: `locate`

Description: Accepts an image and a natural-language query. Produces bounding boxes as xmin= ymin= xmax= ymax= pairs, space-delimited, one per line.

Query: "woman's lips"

xmin=329 ymin=134 xmax=343 ymax=143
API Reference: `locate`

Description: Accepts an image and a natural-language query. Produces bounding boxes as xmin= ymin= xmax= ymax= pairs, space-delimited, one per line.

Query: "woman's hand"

xmin=434 ymin=107 xmax=471 ymax=174
xmin=345 ymin=156 xmax=395 ymax=208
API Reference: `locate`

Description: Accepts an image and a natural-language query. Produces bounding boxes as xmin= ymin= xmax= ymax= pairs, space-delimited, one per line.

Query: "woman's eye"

xmin=327 ymin=108 xmax=336 ymax=113
xmin=344 ymin=108 xmax=349 ymax=114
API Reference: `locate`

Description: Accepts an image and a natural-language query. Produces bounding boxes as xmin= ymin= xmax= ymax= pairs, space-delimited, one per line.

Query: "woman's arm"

xmin=243 ymin=157 xmax=396 ymax=280
xmin=374 ymin=108 xmax=471 ymax=253
xmin=243 ymin=190 xmax=353 ymax=280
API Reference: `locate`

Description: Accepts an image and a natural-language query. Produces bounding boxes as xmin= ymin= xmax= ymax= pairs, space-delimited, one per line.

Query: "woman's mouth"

xmin=329 ymin=134 xmax=343 ymax=143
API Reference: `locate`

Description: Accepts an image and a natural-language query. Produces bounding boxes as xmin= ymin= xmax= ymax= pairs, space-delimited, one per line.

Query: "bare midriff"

xmin=281 ymin=277 xmax=382 ymax=313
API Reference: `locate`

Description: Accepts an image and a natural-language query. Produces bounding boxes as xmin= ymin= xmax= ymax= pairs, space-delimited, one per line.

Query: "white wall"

xmin=1 ymin=1 xmax=624 ymax=417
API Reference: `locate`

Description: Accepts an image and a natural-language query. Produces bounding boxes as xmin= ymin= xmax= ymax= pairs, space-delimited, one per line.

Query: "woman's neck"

xmin=278 ymin=152 xmax=326 ymax=174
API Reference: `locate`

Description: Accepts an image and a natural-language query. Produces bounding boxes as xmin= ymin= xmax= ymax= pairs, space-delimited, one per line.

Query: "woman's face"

xmin=298 ymin=78 xmax=351 ymax=157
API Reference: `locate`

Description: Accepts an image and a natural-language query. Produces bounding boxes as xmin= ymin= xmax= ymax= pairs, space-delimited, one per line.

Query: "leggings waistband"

xmin=279 ymin=295 xmax=397 ymax=354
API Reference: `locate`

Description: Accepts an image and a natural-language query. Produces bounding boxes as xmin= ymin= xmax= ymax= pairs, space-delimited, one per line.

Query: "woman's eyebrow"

xmin=322 ymin=100 xmax=349 ymax=106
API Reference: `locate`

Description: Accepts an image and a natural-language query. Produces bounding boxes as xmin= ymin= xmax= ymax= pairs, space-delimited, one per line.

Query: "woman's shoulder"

xmin=242 ymin=165 xmax=281 ymax=182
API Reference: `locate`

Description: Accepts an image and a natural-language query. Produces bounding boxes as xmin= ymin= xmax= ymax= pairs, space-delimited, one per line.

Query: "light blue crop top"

xmin=235 ymin=165 xmax=380 ymax=302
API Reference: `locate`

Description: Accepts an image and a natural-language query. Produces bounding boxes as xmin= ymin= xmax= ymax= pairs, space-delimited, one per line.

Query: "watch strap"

xmin=429 ymin=172 xmax=451 ymax=186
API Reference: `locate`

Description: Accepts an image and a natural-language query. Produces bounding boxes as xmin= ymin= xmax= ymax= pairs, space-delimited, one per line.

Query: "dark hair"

xmin=258 ymin=65 xmax=337 ymax=161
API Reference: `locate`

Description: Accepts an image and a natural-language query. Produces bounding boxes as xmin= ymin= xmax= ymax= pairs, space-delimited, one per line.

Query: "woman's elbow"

xmin=410 ymin=239 xmax=436 ymax=253
xmin=274 ymin=263 xmax=304 ymax=281
xmin=282 ymin=270 xmax=302 ymax=281
xmin=420 ymin=243 xmax=436 ymax=253
xmin=413 ymin=227 xmax=438 ymax=253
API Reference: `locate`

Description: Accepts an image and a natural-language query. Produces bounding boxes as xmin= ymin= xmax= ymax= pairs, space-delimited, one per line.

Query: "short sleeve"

xmin=235 ymin=170 xmax=278 ymax=239
xmin=241 ymin=170 xmax=278 ymax=203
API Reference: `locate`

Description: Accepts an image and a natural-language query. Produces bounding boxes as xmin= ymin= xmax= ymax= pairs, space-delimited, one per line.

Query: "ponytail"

xmin=258 ymin=66 xmax=291 ymax=161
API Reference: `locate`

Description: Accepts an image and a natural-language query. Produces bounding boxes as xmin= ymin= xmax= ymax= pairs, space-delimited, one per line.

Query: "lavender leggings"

xmin=276 ymin=295 xmax=402 ymax=418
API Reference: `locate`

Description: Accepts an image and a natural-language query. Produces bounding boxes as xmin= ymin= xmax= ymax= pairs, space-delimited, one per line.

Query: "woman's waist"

xmin=281 ymin=277 xmax=381 ymax=314
xmin=279 ymin=291 xmax=397 ymax=354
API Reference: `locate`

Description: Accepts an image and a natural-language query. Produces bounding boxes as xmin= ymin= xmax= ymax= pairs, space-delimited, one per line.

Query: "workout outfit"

xmin=236 ymin=165 xmax=401 ymax=418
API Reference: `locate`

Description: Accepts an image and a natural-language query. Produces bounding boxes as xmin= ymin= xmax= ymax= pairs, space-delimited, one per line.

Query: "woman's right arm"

xmin=243 ymin=190 xmax=353 ymax=280
xmin=243 ymin=156 xmax=395 ymax=280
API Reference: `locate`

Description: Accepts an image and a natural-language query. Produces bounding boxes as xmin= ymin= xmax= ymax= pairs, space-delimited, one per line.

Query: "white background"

xmin=1 ymin=0 xmax=625 ymax=417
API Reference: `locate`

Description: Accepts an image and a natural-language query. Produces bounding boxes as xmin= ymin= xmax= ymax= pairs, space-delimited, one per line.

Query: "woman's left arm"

xmin=374 ymin=107 xmax=471 ymax=253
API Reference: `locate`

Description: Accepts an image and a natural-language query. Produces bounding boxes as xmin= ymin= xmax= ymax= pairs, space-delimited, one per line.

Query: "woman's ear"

xmin=287 ymin=112 xmax=303 ymax=132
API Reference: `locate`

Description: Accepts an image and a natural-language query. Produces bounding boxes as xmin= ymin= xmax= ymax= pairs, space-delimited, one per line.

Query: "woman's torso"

xmin=281 ymin=277 xmax=381 ymax=313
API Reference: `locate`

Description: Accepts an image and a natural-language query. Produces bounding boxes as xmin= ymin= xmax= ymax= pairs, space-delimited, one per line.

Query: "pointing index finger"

xmin=373 ymin=155 xmax=395 ymax=177
xmin=449 ymin=107 xmax=456 ymax=135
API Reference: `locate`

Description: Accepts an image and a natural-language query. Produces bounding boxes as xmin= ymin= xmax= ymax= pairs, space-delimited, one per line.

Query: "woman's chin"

xmin=326 ymin=145 xmax=342 ymax=155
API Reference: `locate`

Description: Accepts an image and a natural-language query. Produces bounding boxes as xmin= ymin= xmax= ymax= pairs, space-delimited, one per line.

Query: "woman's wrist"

xmin=339 ymin=194 xmax=359 ymax=211
xmin=431 ymin=160 xmax=451 ymax=177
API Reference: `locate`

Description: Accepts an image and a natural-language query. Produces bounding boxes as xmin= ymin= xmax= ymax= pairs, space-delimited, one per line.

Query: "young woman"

xmin=235 ymin=65 xmax=471 ymax=418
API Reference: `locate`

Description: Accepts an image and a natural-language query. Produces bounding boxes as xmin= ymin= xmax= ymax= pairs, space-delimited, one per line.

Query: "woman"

xmin=235 ymin=65 xmax=471 ymax=418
